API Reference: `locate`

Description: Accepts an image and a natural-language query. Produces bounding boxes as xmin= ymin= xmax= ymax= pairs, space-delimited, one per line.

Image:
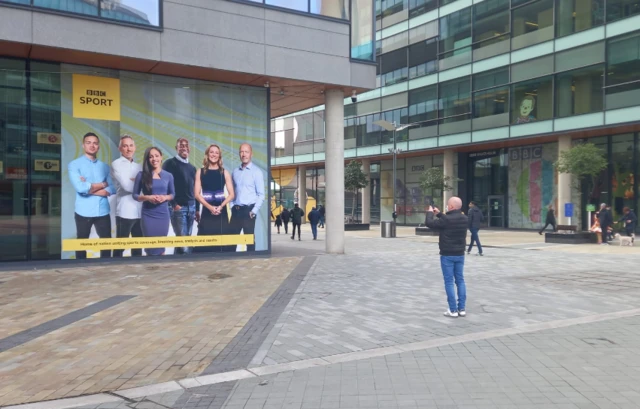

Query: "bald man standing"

xmin=425 ymin=197 xmax=468 ymax=318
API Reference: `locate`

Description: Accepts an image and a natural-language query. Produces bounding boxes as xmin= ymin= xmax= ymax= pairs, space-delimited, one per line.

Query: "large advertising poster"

xmin=60 ymin=66 xmax=269 ymax=259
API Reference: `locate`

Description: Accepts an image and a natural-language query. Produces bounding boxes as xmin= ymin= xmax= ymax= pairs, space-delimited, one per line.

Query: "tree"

xmin=418 ymin=167 xmax=461 ymax=207
xmin=344 ymin=160 xmax=369 ymax=223
xmin=554 ymin=143 xmax=608 ymax=191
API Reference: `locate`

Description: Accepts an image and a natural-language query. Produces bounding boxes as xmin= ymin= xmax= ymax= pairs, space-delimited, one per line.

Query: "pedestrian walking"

xmin=425 ymin=197 xmax=468 ymax=318
xmin=538 ymin=204 xmax=557 ymax=235
xmin=290 ymin=203 xmax=304 ymax=241
xmin=467 ymin=201 xmax=484 ymax=256
xmin=281 ymin=207 xmax=290 ymax=234
xmin=598 ymin=203 xmax=613 ymax=245
xmin=318 ymin=205 xmax=325 ymax=228
xmin=618 ymin=207 xmax=637 ymax=237
xmin=308 ymin=207 xmax=321 ymax=240
xmin=274 ymin=212 xmax=282 ymax=234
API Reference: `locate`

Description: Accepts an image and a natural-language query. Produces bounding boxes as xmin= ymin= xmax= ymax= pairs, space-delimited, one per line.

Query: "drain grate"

xmin=209 ymin=273 xmax=232 ymax=280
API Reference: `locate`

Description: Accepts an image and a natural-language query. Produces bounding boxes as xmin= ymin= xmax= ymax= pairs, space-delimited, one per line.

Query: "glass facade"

xmin=1 ymin=0 xmax=160 ymax=26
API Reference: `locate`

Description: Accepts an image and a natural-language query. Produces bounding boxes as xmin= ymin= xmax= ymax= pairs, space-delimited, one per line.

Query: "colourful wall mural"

xmin=508 ymin=143 xmax=558 ymax=229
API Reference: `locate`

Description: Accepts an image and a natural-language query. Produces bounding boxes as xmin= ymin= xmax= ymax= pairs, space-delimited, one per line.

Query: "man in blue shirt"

xmin=68 ymin=132 xmax=116 ymax=259
xmin=230 ymin=143 xmax=265 ymax=252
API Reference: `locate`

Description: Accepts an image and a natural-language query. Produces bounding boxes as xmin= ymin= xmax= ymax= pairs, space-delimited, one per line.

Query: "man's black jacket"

xmin=426 ymin=209 xmax=468 ymax=256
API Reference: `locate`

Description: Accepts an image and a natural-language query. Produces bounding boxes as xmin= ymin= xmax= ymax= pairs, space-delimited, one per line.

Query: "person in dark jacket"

xmin=290 ymin=203 xmax=304 ymax=241
xmin=598 ymin=203 xmax=613 ymax=245
xmin=538 ymin=204 xmax=557 ymax=235
xmin=619 ymin=207 xmax=637 ymax=237
xmin=308 ymin=207 xmax=321 ymax=240
xmin=281 ymin=207 xmax=291 ymax=234
xmin=274 ymin=212 xmax=282 ymax=234
xmin=318 ymin=205 xmax=325 ymax=228
xmin=467 ymin=201 xmax=484 ymax=256
xmin=425 ymin=196 xmax=468 ymax=319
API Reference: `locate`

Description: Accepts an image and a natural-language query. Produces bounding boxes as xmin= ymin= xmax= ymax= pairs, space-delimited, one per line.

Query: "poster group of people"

xmin=68 ymin=133 xmax=264 ymax=258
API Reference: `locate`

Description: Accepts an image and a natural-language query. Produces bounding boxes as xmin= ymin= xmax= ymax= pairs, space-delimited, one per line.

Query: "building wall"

xmin=0 ymin=0 xmax=376 ymax=89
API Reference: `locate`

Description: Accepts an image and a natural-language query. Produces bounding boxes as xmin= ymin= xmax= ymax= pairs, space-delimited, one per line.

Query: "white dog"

xmin=614 ymin=233 xmax=635 ymax=246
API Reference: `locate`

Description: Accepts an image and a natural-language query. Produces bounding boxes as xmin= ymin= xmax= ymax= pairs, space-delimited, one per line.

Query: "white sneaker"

xmin=458 ymin=310 xmax=466 ymax=317
xmin=443 ymin=310 xmax=459 ymax=318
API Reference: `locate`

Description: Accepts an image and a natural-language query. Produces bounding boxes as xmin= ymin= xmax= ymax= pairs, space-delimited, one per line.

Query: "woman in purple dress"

xmin=133 ymin=147 xmax=175 ymax=256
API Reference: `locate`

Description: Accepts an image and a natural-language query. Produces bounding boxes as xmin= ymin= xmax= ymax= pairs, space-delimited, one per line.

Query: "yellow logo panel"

xmin=72 ymin=74 xmax=121 ymax=121
xmin=35 ymin=159 xmax=60 ymax=172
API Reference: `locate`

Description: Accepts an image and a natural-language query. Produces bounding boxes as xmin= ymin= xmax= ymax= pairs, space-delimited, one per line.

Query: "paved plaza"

xmin=2 ymin=226 xmax=640 ymax=409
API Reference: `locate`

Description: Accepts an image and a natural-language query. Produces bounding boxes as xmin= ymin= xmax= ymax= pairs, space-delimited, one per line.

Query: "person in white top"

xmin=111 ymin=135 xmax=143 ymax=257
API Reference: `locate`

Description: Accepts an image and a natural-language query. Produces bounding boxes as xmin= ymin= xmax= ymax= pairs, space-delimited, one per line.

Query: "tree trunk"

xmin=351 ymin=189 xmax=357 ymax=221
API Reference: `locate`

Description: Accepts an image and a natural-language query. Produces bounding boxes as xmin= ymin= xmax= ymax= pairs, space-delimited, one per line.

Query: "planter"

xmin=345 ymin=223 xmax=370 ymax=231
xmin=545 ymin=232 xmax=598 ymax=244
xmin=415 ymin=227 xmax=439 ymax=236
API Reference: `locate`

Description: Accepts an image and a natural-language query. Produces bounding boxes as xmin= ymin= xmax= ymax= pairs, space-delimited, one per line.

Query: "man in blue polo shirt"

xmin=68 ymin=132 xmax=115 ymax=259
xmin=230 ymin=143 xmax=265 ymax=252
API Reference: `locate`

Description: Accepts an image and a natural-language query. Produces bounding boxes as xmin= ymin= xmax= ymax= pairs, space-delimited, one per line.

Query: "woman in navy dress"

xmin=194 ymin=144 xmax=235 ymax=253
xmin=133 ymin=147 xmax=175 ymax=256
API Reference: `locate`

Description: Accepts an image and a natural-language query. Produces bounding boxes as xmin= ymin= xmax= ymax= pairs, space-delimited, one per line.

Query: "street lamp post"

xmin=373 ymin=120 xmax=414 ymax=226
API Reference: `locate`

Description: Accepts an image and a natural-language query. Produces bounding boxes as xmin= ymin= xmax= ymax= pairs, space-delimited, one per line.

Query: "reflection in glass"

xmin=30 ymin=62 xmax=62 ymax=260
xmin=511 ymin=76 xmax=553 ymax=124
xmin=439 ymin=8 xmax=472 ymax=55
xmin=379 ymin=0 xmax=407 ymax=18
xmin=409 ymin=38 xmax=437 ymax=79
xmin=555 ymin=65 xmax=604 ymax=118
xmin=352 ymin=0 xmax=375 ymax=61
xmin=606 ymin=32 xmax=640 ymax=110
xmin=408 ymin=0 xmax=437 ymax=17
xmin=607 ymin=0 xmax=640 ymax=23
xmin=473 ymin=0 xmax=509 ymax=60
xmin=310 ymin=0 xmax=349 ymax=19
xmin=266 ymin=0 xmax=308 ymax=12
xmin=611 ymin=134 xmax=635 ymax=222
xmin=473 ymin=67 xmax=509 ymax=91
xmin=379 ymin=47 xmax=408 ymax=86
xmin=101 ymin=0 xmax=159 ymax=26
xmin=511 ymin=0 xmax=554 ymax=50
xmin=408 ymin=85 xmax=438 ymax=124
xmin=439 ymin=77 xmax=471 ymax=121
xmin=33 ymin=0 xmax=98 ymax=16
xmin=0 ymin=58 xmax=28 ymax=261
xmin=557 ymin=0 xmax=604 ymax=36
xmin=2 ymin=0 xmax=30 ymax=4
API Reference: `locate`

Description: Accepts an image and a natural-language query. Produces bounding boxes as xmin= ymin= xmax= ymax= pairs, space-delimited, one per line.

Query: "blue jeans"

xmin=170 ymin=204 xmax=196 ymax=254
xmin=440 ymin=256 xmax=466 ymax=312
xmin=319 ymin=216 xmax=325 ymax=227
xmin=467 ymin=228 xmax=483 ymax=254
xmin=311 ymin=223 xmax=318 ymax=239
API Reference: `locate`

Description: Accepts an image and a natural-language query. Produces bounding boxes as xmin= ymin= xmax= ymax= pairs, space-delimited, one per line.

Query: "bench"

xmin=556 ymin=225 xmax=577 ymax=233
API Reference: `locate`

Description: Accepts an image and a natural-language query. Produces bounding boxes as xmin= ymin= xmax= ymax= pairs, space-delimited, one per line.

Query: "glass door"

xmin=487 ymin=195 xmax=506 ymax=227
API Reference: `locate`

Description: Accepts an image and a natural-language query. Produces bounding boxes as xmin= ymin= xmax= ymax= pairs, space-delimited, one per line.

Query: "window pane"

xmin=295 ymin=113 xmax=314 ymax=141
xmin=30 ymin=62 xmax=62 ymax=260
xmin=511 ymin=75 xmax=553 ymax=124
xmin=555 ymin=42 xmax=605 ymax=72
xmin=266 ymin=0 xmax=308 ymax=12
xmin=408 ymin=0 xmax=438 ymax=17
xmin=379 ymin=0 xmax=407 ymax=18
xmin=511 ymin=55 xmax=553 ymax=83
xmin=557 ymin=0 xmax=604 ymax=36
xmin=408 ymin=85 xmax=438 ymax=123
xmin=606 ymin=32 xmax=640 ymax=109
xmin=1 ymin=0 xmax=30 ymax=4
xmin=408 ymin=39 xmax=438 ymax=79
xmin=473 ymin=67 xmax=509 ymax=91
xmin=409 ymin=21 xmax=438 ymax=44
xmin=511 ymin=0 xmax=554 ymax=50
xmin=0 ymin=58 xmax=28 ymax=261
xmin=473 ymin=0 xmax=510 ymax=60
xmin=380 ymin=31 xmax=409 ymax=54
xmin=439 ymin=8 xmax=472 ymax=54
xmin=555 ymin=64 xmax=604 ymax=118
xmin=611 ymin=134 xmax=635 ymax=222
xmin=352 ymin=0 xmax=376 ymax=61
xmin=473 ymin=86 xmax=509 ymax=129
xmin=100 ymin=0 xmax=160 ymax=26
xmin=33 ymin=0 xmax=98 ymax=16
xmin=311 ymin=0 xmax=349 ymax=19
xmin=439 ymin=77 xmax=471 ymax=119
xmin=607 ymin=0 xmax=640 ymax=23
xmin=380 ymin=47 xmax=408 ymax=86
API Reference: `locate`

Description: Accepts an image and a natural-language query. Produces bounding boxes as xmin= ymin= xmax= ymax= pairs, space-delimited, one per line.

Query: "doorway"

xmin=487 ymin=195 xmax=506 ymax=228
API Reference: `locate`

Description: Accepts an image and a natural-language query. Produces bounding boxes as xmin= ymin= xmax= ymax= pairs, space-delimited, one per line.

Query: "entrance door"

xmin=487 ymin=195 xmax=505 ymax=228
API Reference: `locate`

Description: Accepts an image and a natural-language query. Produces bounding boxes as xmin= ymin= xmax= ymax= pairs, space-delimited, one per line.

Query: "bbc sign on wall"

xmin=509 ymin=146 xmax=542 ymax=161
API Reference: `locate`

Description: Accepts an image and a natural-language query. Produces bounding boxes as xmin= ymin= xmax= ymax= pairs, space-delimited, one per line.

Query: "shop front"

xmin=0 ymin=59 xmax=270 ymax=262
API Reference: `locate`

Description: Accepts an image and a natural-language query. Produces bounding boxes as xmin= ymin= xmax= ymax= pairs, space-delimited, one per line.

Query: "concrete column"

xmin=443 ymin=149 xmax=455 ymax=209
xmin=558 ymin=135 xmax=572 ymax=225
xmin=325 ymin=89 xmax=345 ymax=254
xmin=361 ymin=158 xmax=371 ymax=224
xmin=297 ymin=165 xmax=306 ymax=224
